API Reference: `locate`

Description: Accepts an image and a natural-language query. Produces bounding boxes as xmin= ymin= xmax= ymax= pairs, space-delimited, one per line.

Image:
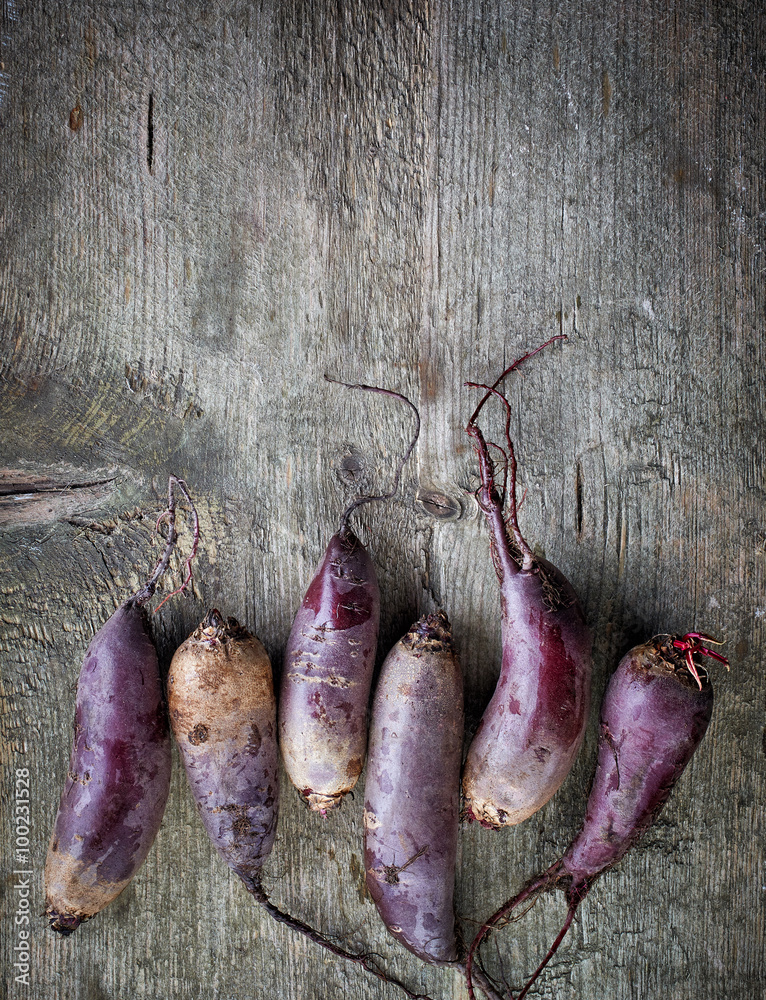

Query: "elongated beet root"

xmin=462 ymin=338 xmax=592 ymax=828
xmin=466 ymin=632 xmax=723 ymax=1000
xmin=168 ymin=610 xmax=279 ymax=879
xmin=365 ymin=611 xmax=464 ymax=965
xmin=561 ymin=634 xmax=715 ymax=886
xmin=170 ymin=609 xmax=435 ymax=1000
xmin=279 ymin=530 xmax=379 ymax=812
xmin=45 ymin=603 xmax=171 ymax=933
xmin=45 ymin=476 xmax=198 ymax=933
xmin=280 ymin=379 xmax=419 ymax=813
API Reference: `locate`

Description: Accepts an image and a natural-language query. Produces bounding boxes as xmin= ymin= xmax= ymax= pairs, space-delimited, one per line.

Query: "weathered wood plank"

xmin=1 ymin=1 xmax=763 ymax=998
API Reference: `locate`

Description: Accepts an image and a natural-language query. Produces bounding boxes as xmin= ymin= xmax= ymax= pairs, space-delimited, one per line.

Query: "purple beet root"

xmin=45 ymin=603 xmax=172 ymax=934
xmin=279 ymin=529 xmax=379 ymax=813
xmin=462 ymin=338 xmax=592 ymax=827
xmin=462 ymin=558 xmax=592 ymax=827
xmin=279 ymin=378 xmax=419 ymax=814
xmin=170 ymin=609 xmax=436 ymax=1000
xmin=45 ymin=476 xmax=198 ymax=933
xmin=168 ymin=610 xmax=279 ymax=880
xmin=365 ymin=611 xmax=464 ymax=965
xmin=466 ymin=632 xmax=722 ymax=1000
xmin=561 ymin=635 xmax=715 ymax=885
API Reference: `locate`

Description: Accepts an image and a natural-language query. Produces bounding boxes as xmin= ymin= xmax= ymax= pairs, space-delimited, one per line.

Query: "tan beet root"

xmin=168 ymin=610 xmax=279 ymax=881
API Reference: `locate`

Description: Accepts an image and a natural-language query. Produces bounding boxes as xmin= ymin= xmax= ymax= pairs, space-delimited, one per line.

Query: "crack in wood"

xmin=147 ymin=92 xmax=154 ymax=172
xmin=0 ymin=470 xmax=118 ymax=528
xmin=0 ymin=473 xmax=117 ymax=497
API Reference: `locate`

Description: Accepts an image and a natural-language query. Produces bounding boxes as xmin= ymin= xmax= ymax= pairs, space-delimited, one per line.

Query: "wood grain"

xmin=1 ymin=1 xmax=763 ymax=998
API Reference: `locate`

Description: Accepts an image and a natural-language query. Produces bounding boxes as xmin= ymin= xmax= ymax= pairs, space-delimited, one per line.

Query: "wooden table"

xmin=2 ymin=2 xmax=763 ymax=997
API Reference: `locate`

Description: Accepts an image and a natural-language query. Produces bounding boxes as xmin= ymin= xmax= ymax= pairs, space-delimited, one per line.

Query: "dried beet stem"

xmin=324 ymin=375 xmax=420 ymax=533
xmin=241 ymin=871 xmax=435 ymax=1000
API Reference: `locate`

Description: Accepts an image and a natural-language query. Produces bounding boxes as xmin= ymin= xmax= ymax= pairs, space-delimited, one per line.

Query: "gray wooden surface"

xmin=1 ymin=1 xmax=763 ymax=998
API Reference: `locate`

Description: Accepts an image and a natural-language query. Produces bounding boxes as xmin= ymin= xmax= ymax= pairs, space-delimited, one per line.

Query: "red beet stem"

xmin=466 ymin=335 xmax=568 ymax=429
xmin=671 ymin=632 xmax=729 ymax=689
xmin=465 ymin=383 xmax=531 ymax=571
xmin=133 ymin=475 xmax=199 ymax=609
xmin=465 ymin=335 xmax=566 ymax=577
xmin=323 ymin=375 xmax=420 ymax=533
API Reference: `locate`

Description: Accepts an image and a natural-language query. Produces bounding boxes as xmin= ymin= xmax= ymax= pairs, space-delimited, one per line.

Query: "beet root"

xmin=279 ymin=527 xmax=380 ymax=813
xmin=45 ymin=602 xmax=172 ymax=933
xmin=462 ymin=558 xmax=592 ymax=827
xmin=466 ymin=632 xmax=721 ymax=1000
xmin=279 ymin=377 xmax=420 ymax=814
xmin=365 ymin=611 xmax=464 ymax=965
xmin=168 ymin=610 xmax=279 ymax=880
xmin=461 ymin=339 xmax=592 ymax=828
xmin=45 ymin=476 xmax=197 ymax=933
xmin=170 ymin=608 xmax=437 ymax=1000
xmin=561 ymin=634 xmax=714 ymax=887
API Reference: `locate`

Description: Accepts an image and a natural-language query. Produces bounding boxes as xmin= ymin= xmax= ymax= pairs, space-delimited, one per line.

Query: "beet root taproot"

xmin=466 ymin=632 xmax=722 ymax=1000
xmin=364 ymin=610 xmax=464 ymax=965
xmin=461 ymin=339 xmax=592 ymax=828
xmin=45 ymin=475 xmax=198 ymax=933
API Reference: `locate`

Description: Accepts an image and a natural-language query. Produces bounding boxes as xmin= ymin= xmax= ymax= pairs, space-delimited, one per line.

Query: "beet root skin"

xmin=462 ymin=558 xmax=592 ymax=828
xmin=168 ymin=611 xmax=279 ymax=881
xmin=562 ymin=636 xmax=714 ymax=890
xmin=44 ymin=602 xmax=172 ymax=933
xmin=279 ymin=528 xmax=380 ymax=813
xmin=364 ymin=611 xmax=463 ymax=965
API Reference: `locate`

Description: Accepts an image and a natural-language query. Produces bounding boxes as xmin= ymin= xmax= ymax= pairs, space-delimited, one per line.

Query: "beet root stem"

xmin=134 ymin=475 xmax=199 ymax=609
xmin=324 ymin=375 xmax=421 ymax=534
